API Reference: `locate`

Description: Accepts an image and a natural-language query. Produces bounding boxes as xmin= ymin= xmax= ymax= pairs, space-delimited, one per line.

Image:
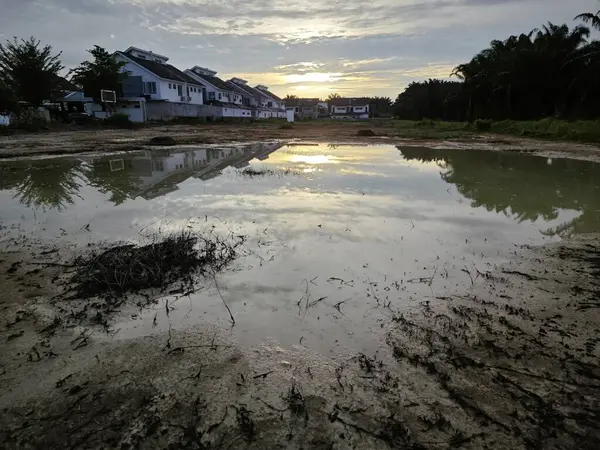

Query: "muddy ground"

xmin=1 ymin=227 xmax=599 ymax=449
xmin=1 ymin=121 xmax=600 ymax=162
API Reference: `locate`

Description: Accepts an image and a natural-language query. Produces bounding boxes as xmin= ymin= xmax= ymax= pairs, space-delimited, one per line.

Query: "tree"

xmin=0 ymin=81 xmax=16 ymax=112
xmin=369 ymin=96 xmax=393 ymax=117
xmin=393 ymin=80 xmax=466 ymax=121
xmin=0 ymin=37 xmax=64 ymax=106
xmin=284 ymin=94 xmax=298 ymax=100
xmin=575 ymin=6 xmax=600 ymax=30
xmin=327 ymin=93 xmax=341 ymax=101
xmin=448 ymin=21 xmax=598 ymax=120
xmin=70 ymin=45 xmax=127 ymax=101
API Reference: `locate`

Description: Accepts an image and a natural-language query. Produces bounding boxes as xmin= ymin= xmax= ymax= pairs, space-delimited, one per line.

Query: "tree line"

xmin=0 ymin=39 xmax=125 ymax=112
xmin=2 ymin=4 xmax=600 ymax=122
xmin=394 ymin=7 xmax=600 ymax=121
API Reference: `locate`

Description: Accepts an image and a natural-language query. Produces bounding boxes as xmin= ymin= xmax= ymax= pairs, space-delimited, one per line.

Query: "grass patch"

xmin=71 ymin=229 xmax=242 ymax=299
xmin=103 ymin=113 xmax=136 ymax=129
xmin=392 ymin=120 xmax=472 ymax=139
xmin=387 ymin=118 xmax=600 ymax=143
xmin=491 ymin=118 xmax=600 ymax=143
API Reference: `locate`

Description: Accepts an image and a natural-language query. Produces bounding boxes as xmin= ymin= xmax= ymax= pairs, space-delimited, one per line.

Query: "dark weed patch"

xmin=71 ymin=230 xmax=243 ymax=300
xmin=239 ymin=167 xmax=299 ymax=178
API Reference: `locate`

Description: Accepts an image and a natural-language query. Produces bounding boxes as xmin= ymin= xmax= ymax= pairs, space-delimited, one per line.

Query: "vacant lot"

xmin=1 ymin=120 xmax=600 ymax=161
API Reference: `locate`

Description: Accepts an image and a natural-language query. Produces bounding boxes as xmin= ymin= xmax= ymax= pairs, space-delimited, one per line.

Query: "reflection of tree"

xmin=0 ymin=160 xmax=84 ymax=211
xmin=84 ymin=157 xmax=143 ymax=205
xmin=398 ymin=146 xmax=600 ymax=237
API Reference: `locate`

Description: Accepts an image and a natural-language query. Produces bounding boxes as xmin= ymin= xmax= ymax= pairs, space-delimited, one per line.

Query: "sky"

xmin=0 ymin=0 xmax=598 ymax=98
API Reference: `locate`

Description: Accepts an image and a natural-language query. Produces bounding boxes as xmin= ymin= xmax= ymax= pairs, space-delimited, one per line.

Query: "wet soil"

xmin=1 ymin=122 xmax=600 ymax=162
xmin=1 ymin=231 xmax=599 ymax=449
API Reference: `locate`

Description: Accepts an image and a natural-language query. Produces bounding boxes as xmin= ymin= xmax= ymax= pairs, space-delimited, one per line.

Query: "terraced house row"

xmin=102 ymin=47 xmax=286 ymax=122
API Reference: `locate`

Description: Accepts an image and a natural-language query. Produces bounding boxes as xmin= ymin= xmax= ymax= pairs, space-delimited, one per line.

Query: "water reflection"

xmin=0 ymin=160 xmax=85 ymax=211
xmin=0 ymin=142 xmax=283 ymax=210
xmin=397 ymin=146 xmax=600 ymax=237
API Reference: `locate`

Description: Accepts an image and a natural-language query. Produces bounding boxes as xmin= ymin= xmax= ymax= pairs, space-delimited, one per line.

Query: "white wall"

xmin=116 ymin=54 xmax=202 ymax=105
xmin=159 ymin=80 xmax=203 ymax=105
xmin=117 ymin=105 xmax=145 ymax=122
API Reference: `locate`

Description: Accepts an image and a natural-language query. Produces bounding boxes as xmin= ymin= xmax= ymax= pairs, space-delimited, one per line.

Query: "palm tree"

xmin=575 ymin=6 xmax=600 ymax=30
xmin=327 ymin=93 xmax=341 ymax=101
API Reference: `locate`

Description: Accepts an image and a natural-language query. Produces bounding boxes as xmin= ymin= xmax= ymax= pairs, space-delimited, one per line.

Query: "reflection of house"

xmin=91 ymin=142 xmax=285 ymax=202
xmin=329 ymin=98 xmax=370 ymax=120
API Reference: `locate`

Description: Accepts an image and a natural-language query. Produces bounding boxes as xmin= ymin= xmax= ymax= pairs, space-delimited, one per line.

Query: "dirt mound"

xmin=357 ymin=129 xmax=376 ymax=136
xmin=148 ymin=136 xmax=177 ymax=146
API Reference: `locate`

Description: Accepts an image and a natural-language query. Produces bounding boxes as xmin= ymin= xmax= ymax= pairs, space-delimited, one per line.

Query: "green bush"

xmin=417 ymin=118 xmax=436 ymax=127
xmin=475 ymin=119 xmax=492 ymax=131
xmin=103 ymin=113 xmax=134 ymax=129
xmin=11 ymin=109 xmax=48 ymax=132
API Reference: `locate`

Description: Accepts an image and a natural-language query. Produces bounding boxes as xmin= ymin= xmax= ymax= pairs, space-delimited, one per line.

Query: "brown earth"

xmin=1 ymin=121 xmax=600 ymax=162
xmin=1 ymin=230 xmax=599 ymax=449
xmin=1 ymin=122 xmax=599 ymax=448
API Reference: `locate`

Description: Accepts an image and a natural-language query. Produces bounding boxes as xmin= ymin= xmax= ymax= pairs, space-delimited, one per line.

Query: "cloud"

xmin=0 ymin=0 xmax=595 ymax=97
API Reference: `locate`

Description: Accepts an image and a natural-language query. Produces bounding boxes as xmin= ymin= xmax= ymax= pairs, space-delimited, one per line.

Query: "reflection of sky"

xmin=1 ymin=144 xmax=599 ymax=356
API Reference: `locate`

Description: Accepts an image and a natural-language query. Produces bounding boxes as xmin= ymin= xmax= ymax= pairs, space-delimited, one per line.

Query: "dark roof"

xmin=285 ymin=97 xmax=319 ymax=107
xmin=226 ymin=81 xmax=253 ymax=97
xmin=52 ymin=75 xmax=80 ymax=92
xmin=234 ymin=84 xmax=266 ymax=99
xmin=119 ymin=53 xmax=203 ymax=86
xmin=189 ymin=72 xmax=231 ymax=91
xmin=256 ymin=87 xmax=281 ymax=101
xmin=329 ymin=97 xmax=370 ymax=106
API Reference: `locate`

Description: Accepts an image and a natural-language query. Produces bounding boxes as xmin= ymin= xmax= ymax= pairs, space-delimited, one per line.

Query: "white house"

xmin=227 ymin=78 xmax=268 ymax=119
xmin=254 ymin=85 xmax=286 ymax=119
xmin=329 ymin=98 xmax=370 ymax=119
xmin=184 ymin=67 xmax=249 ymax=118
xmin=114 ymin=47 xmax=204 ymax=105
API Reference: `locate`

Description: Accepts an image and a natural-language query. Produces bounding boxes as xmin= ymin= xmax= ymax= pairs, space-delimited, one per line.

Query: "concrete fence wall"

xmin=146 ymin=102 xmax=223 ymax=121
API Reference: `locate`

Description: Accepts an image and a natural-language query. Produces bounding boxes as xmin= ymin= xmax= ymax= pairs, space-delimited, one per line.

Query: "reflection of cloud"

xmin=289 ymin=155 xmax=339 ymax=165
xmin=340 ymin=169 xmax=387 ymax=177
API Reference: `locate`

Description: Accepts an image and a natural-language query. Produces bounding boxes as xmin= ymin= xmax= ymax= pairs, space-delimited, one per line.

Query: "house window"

xmin=208 ymin=92 xmax=215 ymax=100
xmin=218 ymin=93 xmax=222 ymax=100
xmin=168 ymin=83 xmax=172 ymax=89
xmin=268 ymin=101 xmax=273 ymax=107
xmin=144 ymin=81 xmax=157 ymax=94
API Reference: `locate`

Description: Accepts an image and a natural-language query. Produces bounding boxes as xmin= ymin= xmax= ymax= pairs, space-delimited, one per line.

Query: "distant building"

xmin=184 ymin=67 xmax=252 ymax=118
xmin=328 ymin=98 xmax=370 ymax=120
xmin=284 ymin=98 xmax=328 ymax=120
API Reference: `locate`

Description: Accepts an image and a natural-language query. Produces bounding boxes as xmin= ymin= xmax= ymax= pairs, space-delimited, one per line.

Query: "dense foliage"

xmin=70 ymin=46 xmax=127 ymax=101
xmin=0 ymin=37 xmax=64 ymax=106
xmin=395 ymin=10 xmax=600 ymax=121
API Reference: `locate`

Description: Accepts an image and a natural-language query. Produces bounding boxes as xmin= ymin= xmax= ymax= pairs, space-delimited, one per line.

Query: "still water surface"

xmin=1 ymin=143 xmax=599 ymax=355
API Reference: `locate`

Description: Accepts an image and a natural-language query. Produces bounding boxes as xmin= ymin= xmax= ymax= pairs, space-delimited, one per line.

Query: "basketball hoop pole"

xmin=100 ymin=89 xmax=117 ymax=116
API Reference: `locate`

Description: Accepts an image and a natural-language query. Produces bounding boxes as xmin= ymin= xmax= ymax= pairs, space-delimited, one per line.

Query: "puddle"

xmin=1 ymin=143 xmax=600 ymax=356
